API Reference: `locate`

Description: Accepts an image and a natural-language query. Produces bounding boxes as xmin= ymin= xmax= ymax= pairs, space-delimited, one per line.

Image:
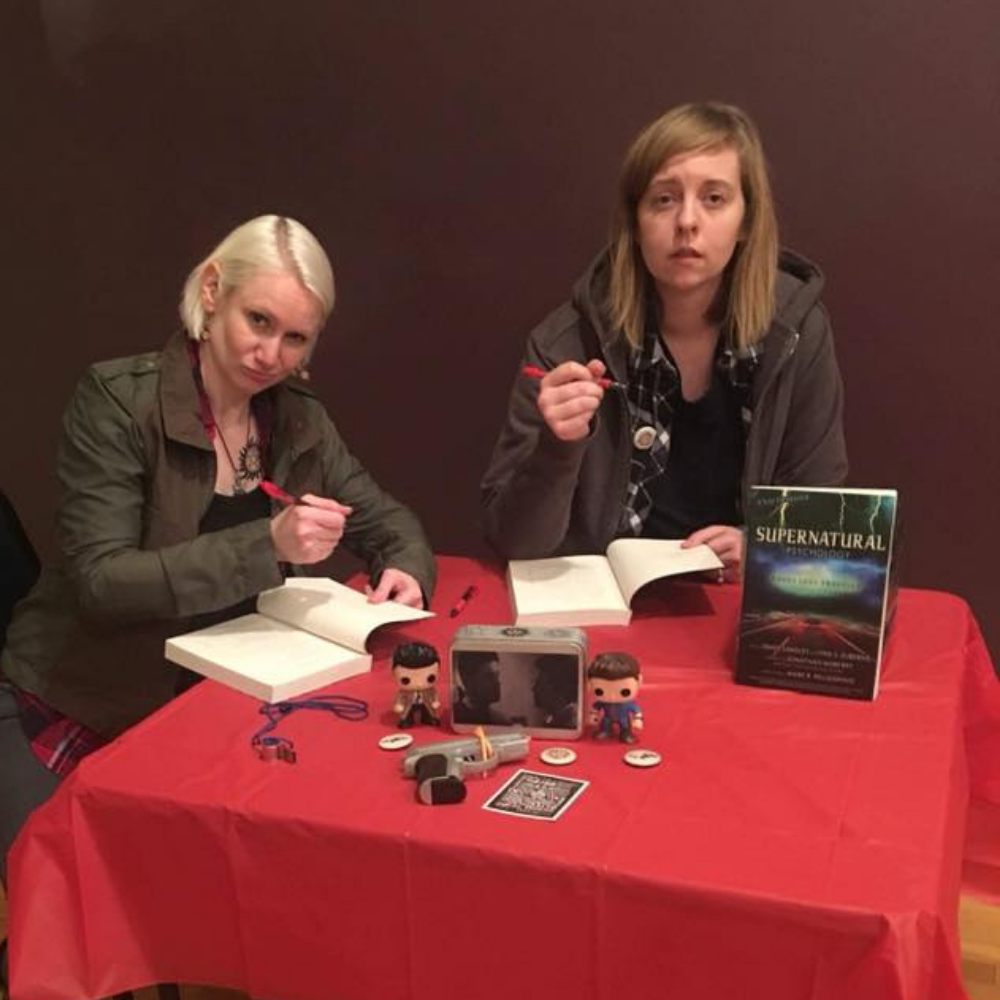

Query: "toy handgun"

xmin=401 ymin=730 xmax=530 ymax=805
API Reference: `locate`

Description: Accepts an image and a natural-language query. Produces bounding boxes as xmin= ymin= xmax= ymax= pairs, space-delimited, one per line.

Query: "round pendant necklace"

xmin=215 ymin=410 xmax=262 ymax=495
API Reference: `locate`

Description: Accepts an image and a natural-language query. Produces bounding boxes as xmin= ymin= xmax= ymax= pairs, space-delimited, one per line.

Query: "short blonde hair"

xmin=179 ymin=215 xmax=335 ymax=339
xmin=608 ymin=102 xmax=778 ymax=352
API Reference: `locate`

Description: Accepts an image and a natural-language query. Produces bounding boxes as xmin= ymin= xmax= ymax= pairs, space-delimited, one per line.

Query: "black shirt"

xmin=175 ymin=488 xmax=272 ymax=693
xmin=642 ymin=368 xmax=744 ymax=539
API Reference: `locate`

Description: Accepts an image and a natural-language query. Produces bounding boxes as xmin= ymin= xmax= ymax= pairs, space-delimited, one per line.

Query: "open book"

xmin=507 ymin=538 xmax=724 ymax=627
xmin=165 ymin=577 xmax=433 ymax=702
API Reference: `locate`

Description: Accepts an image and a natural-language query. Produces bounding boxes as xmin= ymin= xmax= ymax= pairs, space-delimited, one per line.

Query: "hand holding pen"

xmin=264 ymin=481 xmax=353 ymax=565
xmin=521 ymin=364 xmax=622 ymax=391
xmin=260 ymin=480 xmax=302 ymax=506
xmin=525 ymin=360 xmax=613 ymax=443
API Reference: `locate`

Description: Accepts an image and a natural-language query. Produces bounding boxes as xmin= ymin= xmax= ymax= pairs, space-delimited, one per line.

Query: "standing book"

xmin=507 ymin=538 xmax=723 ymax=627
xmin=736 ymin=486 xmax=899 ymax=700
xmin=165 ymin=577 xmax=433 ymax=702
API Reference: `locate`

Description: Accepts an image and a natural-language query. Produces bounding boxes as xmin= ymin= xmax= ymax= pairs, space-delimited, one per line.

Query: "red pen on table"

xmin=521 ymin=364 xmax=621 ymax=390
xmin=449 ymin=584 xmax=479 ymax=618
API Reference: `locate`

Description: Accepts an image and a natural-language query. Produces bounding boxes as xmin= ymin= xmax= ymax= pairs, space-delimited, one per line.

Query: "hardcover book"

xmin=736 ymin=486 xmax=899 ymax=700
xmin=165 ymin=577 xmax=433 ymax=702
xmin=507 ymin=538 xmax=723 ymax=627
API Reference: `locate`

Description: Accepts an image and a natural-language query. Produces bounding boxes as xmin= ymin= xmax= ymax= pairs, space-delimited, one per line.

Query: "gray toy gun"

xmin=401 ymin=730 xmax=530 ymax=804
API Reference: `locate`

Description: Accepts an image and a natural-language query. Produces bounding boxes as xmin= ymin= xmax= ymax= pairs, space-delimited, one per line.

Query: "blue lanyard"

xmin=251 ymin=694 xmax=369 ymax=762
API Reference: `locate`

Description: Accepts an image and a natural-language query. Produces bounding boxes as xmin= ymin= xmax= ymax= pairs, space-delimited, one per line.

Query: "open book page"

xmin=507 ymin=555 xmax=631 ymax=626
xmin=164 ymin=614 xmax=370 ymax=702
xmin=606 ymin=538 xmax=724 ymax=605
xmin=256 ymin=577 xmax=433 ymax=652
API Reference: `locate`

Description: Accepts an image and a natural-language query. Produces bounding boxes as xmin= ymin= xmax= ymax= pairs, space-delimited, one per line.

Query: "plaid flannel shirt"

xmin=8 ymin=680 xmax=106 ymax=776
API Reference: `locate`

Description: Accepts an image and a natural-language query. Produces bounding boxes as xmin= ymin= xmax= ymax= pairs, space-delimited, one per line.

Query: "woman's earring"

xmin=296 ymin=363 xmax=311 ymax=381
xmin=200 ymin=312 xmax=213 ymax=341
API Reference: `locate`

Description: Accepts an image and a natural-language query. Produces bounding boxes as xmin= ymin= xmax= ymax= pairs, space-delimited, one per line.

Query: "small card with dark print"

xmin=483 ymin=768 xmax=588 ymax=821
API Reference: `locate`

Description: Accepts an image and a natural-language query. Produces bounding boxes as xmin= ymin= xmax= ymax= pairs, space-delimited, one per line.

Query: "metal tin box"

xmin=449 ymin=624 xmax=588 ymax=740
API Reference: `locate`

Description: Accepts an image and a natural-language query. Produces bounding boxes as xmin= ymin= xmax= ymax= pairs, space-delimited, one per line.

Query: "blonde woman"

xmin=482 ymin=102 xmax=847 ymax=569
xmin=0 ymin=216 xmax=433 ymax=887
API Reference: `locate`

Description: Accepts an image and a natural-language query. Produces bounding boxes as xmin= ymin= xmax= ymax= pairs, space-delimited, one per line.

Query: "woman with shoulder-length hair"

xmin=482 ymin=101 xmax=847 ymax=565
xmin=0 ymin=215 xmax=434 ymax=887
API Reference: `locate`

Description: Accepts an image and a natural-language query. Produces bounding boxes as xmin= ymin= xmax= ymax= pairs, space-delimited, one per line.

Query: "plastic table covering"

xmin=9 ymin=555 xmax=1000 ymax=1000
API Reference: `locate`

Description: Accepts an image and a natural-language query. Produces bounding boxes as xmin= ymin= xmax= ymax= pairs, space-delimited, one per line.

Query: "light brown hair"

xmin=608 ymin=102 xmax=778 ymax=351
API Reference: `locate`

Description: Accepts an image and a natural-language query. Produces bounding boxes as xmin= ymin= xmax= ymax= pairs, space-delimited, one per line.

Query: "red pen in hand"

xmin=521 ymin=364 xmax=621 ymax=390
xmin=260 ymin=480 xmax=302 ymax=505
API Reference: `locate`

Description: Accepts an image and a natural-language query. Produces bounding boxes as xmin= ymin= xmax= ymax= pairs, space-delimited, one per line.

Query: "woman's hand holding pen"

xmin=270 ymin=494 xmax=353 ymax=565
xmin=535 ymin=360 xmax=608 ymax=442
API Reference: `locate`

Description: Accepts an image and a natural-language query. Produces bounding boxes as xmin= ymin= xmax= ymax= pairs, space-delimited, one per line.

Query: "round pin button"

xmin=632 ymin=425 xmax=657 ymax=451
xmin=379 ymin=733 xmax=414 ymax=751
xmin=540 ymin=746 xmax=578 ymax=766
xmin=623 ymin=748 xmax=662 ymax=768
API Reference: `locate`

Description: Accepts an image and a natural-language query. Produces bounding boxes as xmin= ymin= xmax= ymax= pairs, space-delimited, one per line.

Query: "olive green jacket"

xmin=2 ymin=333 xmax=435 ymax=736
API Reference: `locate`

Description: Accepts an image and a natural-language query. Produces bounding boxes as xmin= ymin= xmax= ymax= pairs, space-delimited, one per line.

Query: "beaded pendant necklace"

xmin=214 ymin=410 xmax=263 ymax=495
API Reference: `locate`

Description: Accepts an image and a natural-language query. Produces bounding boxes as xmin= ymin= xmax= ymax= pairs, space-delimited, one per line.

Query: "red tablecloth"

xmin=9 ymin=556 xmax=1000 ymax=1000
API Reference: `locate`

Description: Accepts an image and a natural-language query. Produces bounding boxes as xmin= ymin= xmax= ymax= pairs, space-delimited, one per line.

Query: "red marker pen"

xmin=521 ymin=364 xmax=621 ymax=390
xmin=448 ymin=584 xmax=479 ymax=618
xmin=261 ymin=480 xmax=302 ymax=505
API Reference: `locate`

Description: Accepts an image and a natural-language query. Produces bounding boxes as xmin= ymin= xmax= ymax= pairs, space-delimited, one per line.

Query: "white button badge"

xmin=378 ymin=733 xmax=414 ymax=751
xmin=540 ymin=746 xmax=578 ymax=766
xmin=623 ymin=748 xmax=662 ymax=768
xmin=632 ymin=426 xmax=658 ymax=451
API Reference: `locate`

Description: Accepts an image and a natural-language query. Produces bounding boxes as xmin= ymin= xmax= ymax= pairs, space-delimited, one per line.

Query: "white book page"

xmin=606 ymin=538 xmax=723 ymax=605
xmin=257 ymin=577 xmax=432 ymax=652
xmin=164 ymin=614 xmax=369 ymax=701
xmin=508 ymin=555 xmax=629 ymax=624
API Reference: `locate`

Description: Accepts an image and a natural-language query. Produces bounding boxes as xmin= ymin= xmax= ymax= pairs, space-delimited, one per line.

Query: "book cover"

xmin=736 ymin=486 xmax=899 ymax=700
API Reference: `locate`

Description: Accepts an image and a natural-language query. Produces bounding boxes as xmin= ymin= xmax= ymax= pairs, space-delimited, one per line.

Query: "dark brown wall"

xmin=3 ymin=0 xmax=998 ymax=658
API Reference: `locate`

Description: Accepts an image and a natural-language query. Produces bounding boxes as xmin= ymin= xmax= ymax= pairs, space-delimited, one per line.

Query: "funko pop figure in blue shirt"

xmin=587 ymin=652 xmax=643 ymax=744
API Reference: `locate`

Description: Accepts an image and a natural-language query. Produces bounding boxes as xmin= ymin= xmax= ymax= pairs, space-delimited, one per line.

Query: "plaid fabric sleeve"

xmin=7 ymin=681 xmax=107 ymax=777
